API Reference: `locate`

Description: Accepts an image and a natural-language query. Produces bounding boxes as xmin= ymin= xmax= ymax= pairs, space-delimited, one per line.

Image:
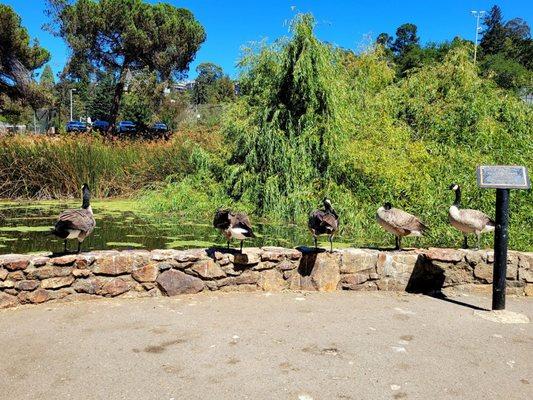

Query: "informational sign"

xmin=477 ymin=165 xmax=530 ymax=190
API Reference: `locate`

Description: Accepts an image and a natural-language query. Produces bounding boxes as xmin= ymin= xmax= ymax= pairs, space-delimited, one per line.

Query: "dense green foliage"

xmin=47 ymin=0 xmax=205 ymax=123
xmin=193 ymin=63 xmax=235 ymax=105
xmin=0 ymin=4 xmax=51 ymax=116
xmin=150 ymin=14 xmax=532 ymax=250
xmin=479 ymin=6 xmax=533 ymax=91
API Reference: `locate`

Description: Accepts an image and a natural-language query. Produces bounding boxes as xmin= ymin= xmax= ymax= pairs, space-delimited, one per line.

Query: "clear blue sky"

xmin=3 ymin=0 xmax=532 ymax=79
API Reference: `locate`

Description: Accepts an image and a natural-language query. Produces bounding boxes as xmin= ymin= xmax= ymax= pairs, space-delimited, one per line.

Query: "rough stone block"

xmin=0 ymin=268 xmax=8 ymax=281
xmin=75 ymin=254 xmax=95 ymax=269
xmin=51 ymin=255 xmax=77 ymax=266
xmin=7 ymin=271 xmax=24 ymax=281
xmin=339 ymin=273 xmax=369 ymax=290
xmin=14 ymin=280 xmax=40 ymax=291
xmin=0 ymin=280 xmax=14 ymax=288
xmin=0 ymin=255 xmax=30 ymax=271
xmin=190 ymin=259 xmax=226 ymax=279
xmin=32 ymin=257 xmax=50 ymax=267
xmin=473 ymin=263 xmax=493 ymax=283
xmin=253 ymin=261 xmax=276 ymax=271
xmin=72 ymin=269 xmax=91 ymax=278
xmin=277 ymin=260 xmax=297 ymax=271
xmin=156 ymin=269 xmax=204 ymax=296
xmin=18 ymin=288 xmax=51 ymax=304
xmin=0 ymin=293 xmax=19 ymax=309
xmin=424 ymin=248 xmax=464 ymax=263
xmin=73 ymin=277 xmax=104 ymax=294
xmin=340 ymin=249 xmax=377 ymax=274
xmin=26 ymin=266 xmax=72 ymax=280
xmin=41 ymin=276 xmax=75 ymax=289
xmin=132 ymin=263 xmax=159 ymax=282
xmin=309 ymin=252 xmax=341 ymax=291
xmin=100 ymin=278 xmax=133 ymax=297
xmin=92 ymin=254 xmax=146 ymax=276
xmin=258 ymin=269 xmax=286 ymax=292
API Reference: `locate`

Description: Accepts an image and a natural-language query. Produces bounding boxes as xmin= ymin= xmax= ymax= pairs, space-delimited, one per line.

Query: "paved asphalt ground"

xmin=0 ymin=292 xmax=532 ymax=400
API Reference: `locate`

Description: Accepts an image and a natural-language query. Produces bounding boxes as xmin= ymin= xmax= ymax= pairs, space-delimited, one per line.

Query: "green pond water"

xmin=0 ymin=199 xmax=350 ymax=255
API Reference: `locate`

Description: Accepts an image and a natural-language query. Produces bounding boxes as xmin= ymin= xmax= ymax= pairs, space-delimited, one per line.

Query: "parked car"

xmin=66 ymin=121 xmax=87 ymax=133
xmin=151 ymin=122 xmax=168 ymax=134
xmin=92 ymin=120 xmax=110 ymax=132
xmin=116 ymin=120 xmax=136 ymax=134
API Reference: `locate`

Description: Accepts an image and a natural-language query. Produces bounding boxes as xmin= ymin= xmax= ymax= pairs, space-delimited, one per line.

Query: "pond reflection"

xmin=0 ymin=200 xmax=353 ymax=254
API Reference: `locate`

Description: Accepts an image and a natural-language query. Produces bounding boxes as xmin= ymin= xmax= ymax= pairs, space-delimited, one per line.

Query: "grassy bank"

xmin=0 ymin=127 xmax=221 ymax=199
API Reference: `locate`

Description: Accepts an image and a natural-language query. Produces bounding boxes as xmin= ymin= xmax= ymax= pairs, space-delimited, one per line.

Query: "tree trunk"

xmin=109 ymin=65 xmax=128 ymax=126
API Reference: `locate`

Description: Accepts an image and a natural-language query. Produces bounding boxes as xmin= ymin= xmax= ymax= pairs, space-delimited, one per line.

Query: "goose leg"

xmin=314 ymin=236 xmax=317 ymax=250
xmin=63 ymin=240 xmax=67 ymax=253
xmin=462 ymin=235 xmax=468 ymax=249
xmin=227 ymin=240 xmax=230 ymax=249
xmin=394 ymin=236 xmax=399 ymax=250
xmin=240 ymin=241 xmax=243 ymax=253
xmin=77 ymin=241 xmax=81 ymax=254
xmin=476 ymin=233 xmax=481 ymax=250
xmin=329 ymin=235 xmax=333 ymax=253
xmin=398 ymin=236 xmax=402 ymax=251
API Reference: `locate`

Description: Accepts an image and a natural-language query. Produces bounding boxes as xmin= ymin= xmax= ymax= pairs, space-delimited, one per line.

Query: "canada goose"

xmin=376 ymin=202 xmax=428 ymax=250
xmin=51 ymin=183 xmax=96 ymax=253
xmin=448 ymin=183 xmax=495 ymax=249
xmin=308 ymin=198 xmax=339 ymax=252
xmin=213 ymin=209 xmax=255 ymax=252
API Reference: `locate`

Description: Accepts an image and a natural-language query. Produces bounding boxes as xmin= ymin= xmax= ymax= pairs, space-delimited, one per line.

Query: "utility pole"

xmin=69 ymin=88 xmax=77 ymax=121
xmin=471 ymin=10 xmax=485 ymax=65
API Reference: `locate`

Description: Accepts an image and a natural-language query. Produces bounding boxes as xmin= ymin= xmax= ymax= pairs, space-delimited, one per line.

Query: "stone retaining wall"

xmin=1 ymin=247 xmax=532 ymax=308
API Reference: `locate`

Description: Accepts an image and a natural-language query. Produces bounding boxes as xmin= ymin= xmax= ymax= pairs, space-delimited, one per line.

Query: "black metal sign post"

xmin=477 ymin=165 xmax=530 ymax=311
xmin=492 ymin=188 xmax=509 ymax=310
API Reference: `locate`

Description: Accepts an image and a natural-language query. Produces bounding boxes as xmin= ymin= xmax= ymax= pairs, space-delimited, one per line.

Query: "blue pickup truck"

xmin=116 ymin=120 xmax=137 ymax=134
xmin=92 ymin=120 xmax=110 ymax=132
xmin=66 ymin=121 xmax=87 ymax=132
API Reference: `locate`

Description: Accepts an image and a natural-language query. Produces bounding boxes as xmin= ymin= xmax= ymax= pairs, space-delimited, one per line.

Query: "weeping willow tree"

xmin=143 ymin=13 xmax=532 ymax=250
xmin=224 ymin=14 xmax=350 ymax=220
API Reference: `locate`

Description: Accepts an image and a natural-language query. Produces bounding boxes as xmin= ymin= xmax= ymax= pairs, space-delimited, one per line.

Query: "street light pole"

xmin=69 ymin=88 xmax=77 ymax=121
xmin=471 ymin=10 xmax=485 ymax=65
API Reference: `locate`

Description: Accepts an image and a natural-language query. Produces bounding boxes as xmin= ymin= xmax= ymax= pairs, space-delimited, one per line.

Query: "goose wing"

xmin=458 ymin=209 xmax=494 ymax=230
xmin=57 ymin=209 xmax=95 ymax=233
xmin=379 ymin=208 xmax=427 ymax=233
xmin=231 ymin=212 xmax=255 ymax=238
xmin=308 ymin=210 xmax=338 ymax=233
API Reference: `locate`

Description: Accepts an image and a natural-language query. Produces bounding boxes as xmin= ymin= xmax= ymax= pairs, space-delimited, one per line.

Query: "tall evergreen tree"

xmin=40 ymin=64 xmax=55 ymax=89
xmin=0 ymin=5 xmax=50 ymax=108
xmin=47 ymin=0 xmax=205 ymax=125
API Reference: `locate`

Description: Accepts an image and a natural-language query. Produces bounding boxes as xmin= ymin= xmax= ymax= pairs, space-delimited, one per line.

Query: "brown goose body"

xmin=448 ymin=183 xmax=495 ymax=249
xmin=213 ymin=209 xmax=255 ymax=251
xmin=376 ymin=203 xmax=427 ymax=249
xmin=51 ymin=184 xmax=95 ymax=253
xmin=308 ymin=198 xmax=339 ymax=252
